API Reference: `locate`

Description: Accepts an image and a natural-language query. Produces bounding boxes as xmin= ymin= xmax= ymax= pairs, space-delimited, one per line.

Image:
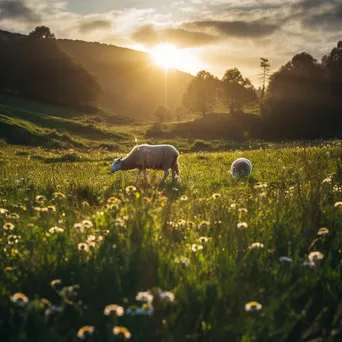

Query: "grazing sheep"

xmin=110 ymin=144 xmax=180 ymax=184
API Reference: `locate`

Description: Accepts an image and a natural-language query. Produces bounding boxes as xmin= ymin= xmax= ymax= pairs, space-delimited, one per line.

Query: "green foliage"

xmin=0 ymin=143 xmax=341 ymax=341
xmin=221 ymin=68 xmax=257 ymax=115
xmin=152 ymin=105 xmax=170 ymax=123
xmin=182 ymin=70 xmax=219 ymax=117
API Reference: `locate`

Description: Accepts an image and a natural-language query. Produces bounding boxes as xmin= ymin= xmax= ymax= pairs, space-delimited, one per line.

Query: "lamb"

xmin=110 ymin=144 xmax=180 ymax=184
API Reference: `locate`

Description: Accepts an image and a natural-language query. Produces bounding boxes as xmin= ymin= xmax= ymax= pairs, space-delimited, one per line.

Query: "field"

xmin=0 ymin=141 xmax=341 ymax=342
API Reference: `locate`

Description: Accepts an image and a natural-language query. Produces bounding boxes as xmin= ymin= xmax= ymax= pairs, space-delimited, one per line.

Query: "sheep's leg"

xmin=172 ymin=169 xmax=176 ymax=184
xmin=161 ymin=169 xmax=169 ymax=184
xmin=136 ymin=169 xmax=142 ymax=183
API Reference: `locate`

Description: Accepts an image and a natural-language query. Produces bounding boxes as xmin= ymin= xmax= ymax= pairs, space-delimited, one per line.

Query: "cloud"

xmin=183 ymin=19 xmax=279 ymax=38
xmin=78 ymin=19 xmax=113 ymax=33
xmin=0 ymin=0 xmax=41 ymax=22
xmin=132 ymin=24 xmax=219 ymax=48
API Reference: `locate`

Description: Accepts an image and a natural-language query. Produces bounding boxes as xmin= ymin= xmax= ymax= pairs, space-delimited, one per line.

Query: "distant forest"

xmin=0 ymin=27 xmax=341 ymax=140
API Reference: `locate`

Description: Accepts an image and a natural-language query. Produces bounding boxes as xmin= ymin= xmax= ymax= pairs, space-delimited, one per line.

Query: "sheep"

xmin=110 ymin=144 xmax=180 ymax=184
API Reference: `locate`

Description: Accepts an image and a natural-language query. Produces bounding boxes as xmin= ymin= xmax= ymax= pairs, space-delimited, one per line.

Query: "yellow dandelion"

xmin=237 ymin=222 xmax=248 ymax=229
xmin=245 ymin=301 xmax=262 ymax=312
xmin=308 ymin=251 xmax=324 ymax=262
xmin=50 ymin=279 xmax=62 ymax=290
xmin=317 ymin=227 xmax=329 ymax=236
xmin=77 ymin=326 xmax=95 ymax=340
xmin=113 ymin=326 xmax=132 ymax=340
xmin=82 ymin=220 xmax=93 ymax=229
xmin=3 ymin=222 xmax=15 ymax=231
xmin=11 ymin=292 xmax=29 ymax=307
xmin=212 ymin=193 xmax=221 ymax=199
xmin=334 ymin=201 xmax=342 ymax=210
xmin=125 ymin=185 xmax=136 ymax=193
xmin=249 ymin=242 xmax=264 ymax=249
xmin=77 ymin=243 xmax=89 ymax=252
xmin=180 ymin=195 xmax=188 ymax=201
xmin=36 ymin=195 xmax=46 ymax=203
xmin=104 ymin=304 xmax=124 ymax=316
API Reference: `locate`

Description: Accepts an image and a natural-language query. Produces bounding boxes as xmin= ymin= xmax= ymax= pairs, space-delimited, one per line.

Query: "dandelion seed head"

xmin=180 ymin=195 xmax=188 ymax=201
xmin=136 ymin=291 xmax=153 ymax=303
xmin=77 ymin=243 xmax=89 ymax=251
xmin=237 ymin=222 xmax=248 ymax=229
xmin=249 ymin=242 xmax=264 ymax=249
xmin=212 ymin=193 xmax=221 ymax=199
xmin=3 ymin=222 xmax=14 ymax=231
xmin=82 ymin=220 xmax=93 ymax=229
xmin=104 ymin=304 xmax=124 ymax=316
xmin=308 ymin=251 xmax=324 ymax=262
xmin=49 ymin=226 xmax=64 ymax=234
xmin=317 ymin=227 xmax=329 ymax=235
xmin=334 ymin=201 xmax=342 ymax=210
xmin=113 ymin=326 xmax=132 ymax=339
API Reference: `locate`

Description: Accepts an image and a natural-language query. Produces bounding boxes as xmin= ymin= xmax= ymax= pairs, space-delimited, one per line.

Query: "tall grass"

xmin=0 ymin=142 xmax=341 ymax=341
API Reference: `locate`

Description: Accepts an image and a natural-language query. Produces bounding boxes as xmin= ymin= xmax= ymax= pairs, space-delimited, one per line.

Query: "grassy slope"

xmin=0 ymin=143 xmax=341 ymax=341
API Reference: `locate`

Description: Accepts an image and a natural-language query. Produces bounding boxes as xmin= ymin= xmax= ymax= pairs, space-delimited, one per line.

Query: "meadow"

xmin=0 ymin=141 xmax=342 ymax=342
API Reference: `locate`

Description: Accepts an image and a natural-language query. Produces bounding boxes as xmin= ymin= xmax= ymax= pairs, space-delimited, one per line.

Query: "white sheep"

xmin=110 ymin=144 xmax=180 ymax=184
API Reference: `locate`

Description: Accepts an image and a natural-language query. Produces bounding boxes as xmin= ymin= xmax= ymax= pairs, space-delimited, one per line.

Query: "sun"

xmin=150 ymin=43 xmax=180 ymax=69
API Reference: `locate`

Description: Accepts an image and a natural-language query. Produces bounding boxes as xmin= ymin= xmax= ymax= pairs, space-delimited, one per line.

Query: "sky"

xmin=0 ymin=0 xmax=341 ymax=85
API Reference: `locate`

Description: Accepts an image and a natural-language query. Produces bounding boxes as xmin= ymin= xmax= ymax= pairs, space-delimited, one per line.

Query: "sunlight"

xmin=150 ymin=43 xmax=203 ymax=74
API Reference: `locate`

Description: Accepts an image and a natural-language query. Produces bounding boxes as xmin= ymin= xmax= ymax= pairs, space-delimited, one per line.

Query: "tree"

xmin=259 ymin=58 xmax=271 ymax=99
xmin=28 ymin=26 xmax=55 ymax=40
xmin=182 ymin=70 xmax=218 ymax=117
xmin=152 ymin=105 xmax=170 ymax=123
xmin=221 ymin=68 xmax=257 ymax=115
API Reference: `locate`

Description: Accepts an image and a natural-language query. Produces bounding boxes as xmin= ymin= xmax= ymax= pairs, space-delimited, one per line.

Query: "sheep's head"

xmin=111 ymin=158 xmax=122 ymax=173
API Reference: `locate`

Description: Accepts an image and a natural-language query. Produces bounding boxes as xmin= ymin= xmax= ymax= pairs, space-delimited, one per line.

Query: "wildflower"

xmin=113 ymin=326 xmax=132 ymax=340
xmin=7 ymin=235 xmax=20 ymax=244
xmin=82 ymin=220 xmax=93 ymax=229
xmin=49 ymin=226 xmax=64 ymax=234
xmin=77 ymin=326 xmax=95 ymax=340
xmin=334 ymin=201 xmax=342 ymax=210
xmin=78 ymin=243 xmax=89 ymax=252
xmin=212 ymin=193 xmax=221 ymax=199
xmin=45 ymin=305 xmax=62 ymax=317
xmin=104 ymin=304 xmax=124 ymax=316
xmin=36 ymin=195 xmax=46 ymax=204
xmin=187 ymin=221 xmax=196 ymax=229
xmin=230 ymin=203 xmax=237 ymax=209
xmin=191 ymin=244 xmax=203 ymax=252
xmin=333 ymin=185 xmax=342 ymax=193
xmin=238 ymin=208 xmax=248 ymax=214
xmin=180 ymin=195 xmax=188 ymax=201
xmin=82 ymin=201 xmax=90 ymax=207
xmin=237 ymin=222 xmax=248 ymax=230
xmin=136 ymin=291 xmax=153 ymax=303
xmin=198 ymin=221 xmax=210 ymax=230
xmin=0 ymin=208 xmax=9 ymax=215
xmin=50 ymin=279 xmax=62 ymax=290
xmin=33 ymin=207 xmax=42 ymax=212
xmin=9 ymin=213 xmax=19 ymax=220
xmin=3 ymin=222 xmax=14 ymax=231
xmin=73 ymin=223 xmax=84 ymax=232
xmin=47 ymin=205 xmax=56 ymax=213
xmin=4 ymin=266 xmax=16 ymax=272
xmin=322 ymin=176 xmax=332 ymax=184
xmin=279 ymin=256 xmax=293 ymax=263
xmin=160 ymin=291 xmax=175 ymax=303
xmin=174 ymin=256 xmax=190 ymax=266
xmin=317 ymin=227 xmax=329 ymax=236
xmin=245 ymin=301 xmax=262 ymax=312
xmin=125 ymin=185 xmax=136 ymax=193
xmin=198 ymin=236 xmax=209 ymax=243
xmin=308 ymin=251 xmax=324 ymax=262
xmin=10 ymin=293 xmax=29 ymax=307
xmin=53 ymin=192 xmax=66 ymax=200
xmin=178 ymin=219 xmax=186 ymax=226
xmin=254 ymin=183 xmax=268 ymax=190
xmin=303 ymin=261 xmax=315 ymax=268
xmin=114 ymin=218 xmax=125 ymax=227
xmin=249 ymin=242 xmax=264 ymax=249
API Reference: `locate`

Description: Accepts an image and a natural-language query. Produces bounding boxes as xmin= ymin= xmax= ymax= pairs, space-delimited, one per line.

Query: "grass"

xmin=0 ymin=141 xmax=341 ymax=342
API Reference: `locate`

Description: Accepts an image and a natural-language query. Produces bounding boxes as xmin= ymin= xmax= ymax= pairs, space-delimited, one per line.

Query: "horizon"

xmin=0 ymin=0 xmax=340 ymax=85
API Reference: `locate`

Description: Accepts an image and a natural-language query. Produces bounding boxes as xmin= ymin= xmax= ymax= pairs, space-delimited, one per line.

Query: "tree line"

xmin=0 ymin=26 xmax=101 ymax=107
xmin=167 ymin=41 xmax=342 ymax=139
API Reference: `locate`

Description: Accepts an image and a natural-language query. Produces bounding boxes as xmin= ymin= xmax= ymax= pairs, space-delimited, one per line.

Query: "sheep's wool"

xmin=231 ymin=158 xmax=252 ymax=178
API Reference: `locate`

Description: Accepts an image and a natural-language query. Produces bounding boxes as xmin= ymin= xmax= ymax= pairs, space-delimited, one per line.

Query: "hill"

xmin=58 ymin=39 xmax=193 ymax=118
xmin=0 ymin=29 xmax=193 ymax=119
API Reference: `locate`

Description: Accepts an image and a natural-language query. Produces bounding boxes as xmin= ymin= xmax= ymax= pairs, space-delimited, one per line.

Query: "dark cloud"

xmin=0 ymin=0 xmax=40 ymax=22
xmin=184 ymin=19 xmax=279 ymax=38
xmin=78 ymin=19 xmax=112 ymax=33
xmin=132 ymin=24 xmax=219 ymax=48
